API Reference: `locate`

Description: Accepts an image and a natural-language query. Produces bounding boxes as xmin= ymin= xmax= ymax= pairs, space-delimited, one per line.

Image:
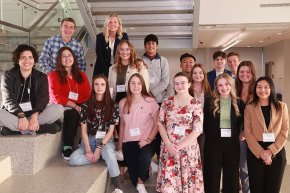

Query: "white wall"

xmin=264 ymin=39 xmax=290 ymax=107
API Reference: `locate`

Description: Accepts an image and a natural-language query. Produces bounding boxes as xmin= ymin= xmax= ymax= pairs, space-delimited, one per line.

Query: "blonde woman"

xmin=203 ymin=73 xmax=245 ymax=193
xmin=93 ymin=14 xmax=128 ymax=77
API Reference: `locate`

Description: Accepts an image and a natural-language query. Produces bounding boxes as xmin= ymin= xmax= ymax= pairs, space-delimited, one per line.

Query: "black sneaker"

xmin=37 ymin=122 xmax=60 ymax=134
xmin=0 ymin=127 xmax=21 ymax=136
xmin=62 ymin=149 xmax=73 ymax=161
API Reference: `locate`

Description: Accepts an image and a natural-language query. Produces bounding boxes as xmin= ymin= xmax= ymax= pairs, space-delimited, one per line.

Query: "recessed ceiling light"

xmin=50 ymin=28 xmax=56 ymax=31
xmin=276 ymin=32 xmax=282 ymax=35
xmin=205 ymin=26 xmax=212 ymax=29
xmin=130 ymin=27 xmax=136 ymax=30
xmin=259 ymin=40 xmax=263 ymax=43
xmin=247 ymin=45 xmax=251 ymax=47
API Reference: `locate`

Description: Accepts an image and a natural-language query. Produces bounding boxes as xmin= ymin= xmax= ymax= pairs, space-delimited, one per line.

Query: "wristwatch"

xmin=18 ymin=113 xmax=26 ymax=119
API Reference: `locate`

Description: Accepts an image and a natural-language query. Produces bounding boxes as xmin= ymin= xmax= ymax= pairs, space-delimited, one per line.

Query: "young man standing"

xmin=179 ymin=53 xmax=196 ymax=76
xmin=39 ymin=18 xmax=86 ymax=73
xmin=227 ymin=51 xmax=241 ymax=78
xmin=142 ymin=34 xmax=170 ymax=160
xmin=207 ymin=50 xmax=232 ymax=90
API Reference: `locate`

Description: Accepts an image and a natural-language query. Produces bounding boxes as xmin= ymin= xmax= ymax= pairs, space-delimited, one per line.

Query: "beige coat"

xmin=244 ymin=102 xmax=289 ymax=158
xmin=108 ymin=62 xmax=149 ymax=99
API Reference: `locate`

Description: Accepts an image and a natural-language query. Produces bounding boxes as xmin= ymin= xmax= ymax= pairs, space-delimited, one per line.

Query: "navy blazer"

xmin=207 ymin=69 xmax=232 ymax=91
xmin=93 ymin=32 xmax=129 ymax=77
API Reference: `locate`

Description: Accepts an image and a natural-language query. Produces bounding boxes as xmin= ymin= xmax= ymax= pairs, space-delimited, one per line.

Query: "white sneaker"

xmin=115 ymin=150 xmax=124 ymax=161
xmin=136 ymin=183 xmax=148 ymax=193
xmin=112 ymin=188 xmax=123 ymax=193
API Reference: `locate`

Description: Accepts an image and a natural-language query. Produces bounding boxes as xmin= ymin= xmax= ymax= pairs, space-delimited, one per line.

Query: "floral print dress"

xmin=156 ymin=96 xmax=204 ymax=193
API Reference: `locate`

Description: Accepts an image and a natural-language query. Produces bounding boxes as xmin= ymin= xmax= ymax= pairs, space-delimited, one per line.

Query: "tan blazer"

xmin=108 ymin=62 xmax=149 ymax=100
xmin=244 ymin=102 xmax=289 ymax=158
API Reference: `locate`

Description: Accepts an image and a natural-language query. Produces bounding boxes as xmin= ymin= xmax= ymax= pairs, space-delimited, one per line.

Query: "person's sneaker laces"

xmin=62 ymin=149 xmax=73 ymax=161
xmin=136 ymin=183 xmax=148 ymax=193
xmin=112 ymin=188 xmax=123 ymax=193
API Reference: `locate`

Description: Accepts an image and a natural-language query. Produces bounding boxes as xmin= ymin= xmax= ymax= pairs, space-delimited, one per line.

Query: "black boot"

xmin=0 ymin=127 xmax=21 ymax=136
xmin=37 ymin=122 xmax=60 ymax=134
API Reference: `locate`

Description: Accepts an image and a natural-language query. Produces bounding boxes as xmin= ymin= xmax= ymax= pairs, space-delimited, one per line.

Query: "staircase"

xmin=0 ymin=132 xmax=109 ymax=193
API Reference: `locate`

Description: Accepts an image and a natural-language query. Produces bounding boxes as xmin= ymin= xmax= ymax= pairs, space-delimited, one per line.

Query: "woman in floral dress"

xmin=156 ymin=72 xmax=204 ymax=193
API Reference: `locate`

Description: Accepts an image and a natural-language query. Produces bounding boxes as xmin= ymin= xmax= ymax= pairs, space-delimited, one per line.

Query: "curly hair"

xmin=55 ymin=46 xmax=84 ymax=84
xmin=113 ymin=40 xmax=146 ymax=73
xmin=12 ymin=44 xmax=38 ymax=66
xmin=102 ymin=14 xmax=124 ymax=43
xmin=213 ymin=73 xmax=240 ymax=117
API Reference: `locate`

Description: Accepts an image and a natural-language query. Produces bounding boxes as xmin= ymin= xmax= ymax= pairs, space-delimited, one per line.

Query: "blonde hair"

xmin=213 ymin=73 xmax=240 ymax=117
xmin=113 ymin=40 xmax=147 ymax=73
xmin=103 ymin=14 xmax=124 ymax=43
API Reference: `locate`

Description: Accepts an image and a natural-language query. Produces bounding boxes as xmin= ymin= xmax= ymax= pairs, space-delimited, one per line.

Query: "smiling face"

xmin=174 ymin=75 xmax=191 ymax=94
xmin=18 ymin=51 xmax=35 ymax=72
xmin=227 ymin=55 xmax=240 ymax=74
xmin=61 ymin=49 xmax=74 ymax=70
xmin=180 ymin=57 xmax=195 ymax=73
xmin=192 ymin=66 xmax=204 ymax=83
xmin=216 ymin=77 xmax=231 ymax=98
xmin=144 ymin=41 xmax=158 ymax=56
xmin=60 ymin=21 xmax=75 ymax=41
xmin=129 ymin=76 xmax=142 ymax=95
xmin=94 ymin=78 xmax=106 ymax=96
xmin=108 ymin=16 xmax=120 ymax=33
xmin=256 ymin=80 xmax=270 ymax=101
xmin=238 ymin=66 xmax=252 ymax=83
xmin=118 ymin=42 xmax=131 ymax=63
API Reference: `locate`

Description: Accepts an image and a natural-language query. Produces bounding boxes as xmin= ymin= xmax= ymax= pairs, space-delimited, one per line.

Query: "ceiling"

xmin=87 ymin=0 xmax=290 ymax=50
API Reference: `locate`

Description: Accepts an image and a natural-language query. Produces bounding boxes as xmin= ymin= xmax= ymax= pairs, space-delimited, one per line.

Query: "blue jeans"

xmin=69 ymin=137 xmax=120 ymax=177
xmin=240 ymin=140 xmax=250 ymax=193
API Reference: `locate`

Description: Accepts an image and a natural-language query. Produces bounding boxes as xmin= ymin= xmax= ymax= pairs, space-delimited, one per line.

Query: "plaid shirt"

xmin=39 ymin=35 xmax=86 ymax=73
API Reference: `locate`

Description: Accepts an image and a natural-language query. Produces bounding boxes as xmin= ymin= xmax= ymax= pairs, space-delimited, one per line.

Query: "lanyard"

xmin=20 ymin=74 xmax=32 ymax=103
xmin=66 ymin=75 xmax=79 ymax=93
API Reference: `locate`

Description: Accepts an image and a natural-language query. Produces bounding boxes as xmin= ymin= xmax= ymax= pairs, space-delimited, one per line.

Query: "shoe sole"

xmin=62 ymin=153 xmax=70 ymax=161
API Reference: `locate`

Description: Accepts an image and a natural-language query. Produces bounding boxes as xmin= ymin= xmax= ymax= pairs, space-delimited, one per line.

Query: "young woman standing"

xmin=156 ymin=72 xmax=204 ymax=193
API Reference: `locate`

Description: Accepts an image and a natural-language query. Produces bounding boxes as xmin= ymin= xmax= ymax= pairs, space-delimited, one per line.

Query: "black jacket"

xmin=1 ymin=66 xmax=49 ymax=116
xmin=203 ymin=96 xmax=245 ymax=140
xmin=93 ymin=32 xmax=129 ymax=77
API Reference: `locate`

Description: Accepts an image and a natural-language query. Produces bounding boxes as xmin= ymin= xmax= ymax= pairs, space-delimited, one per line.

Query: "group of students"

xmin=0 ymin=14 xmax=288 ymax=193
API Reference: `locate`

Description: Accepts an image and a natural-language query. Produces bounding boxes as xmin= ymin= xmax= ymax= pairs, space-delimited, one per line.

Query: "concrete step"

xmin=0 ymin=156 xmax=108 ymax=193
xmin=0 ymin=156 xmax=12 ymax=184
xmin=0 ymin=132 xmax=62 ymax=175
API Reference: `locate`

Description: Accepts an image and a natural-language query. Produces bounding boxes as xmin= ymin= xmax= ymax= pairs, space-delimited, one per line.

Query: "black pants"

xmin=122 ymin=141 xmax=155 ymax=187
xmin=63 ymin=108 xmax=80 ymax=147
xmin=204 ymin=137 xmax=240 ymax=193
xmin=247 ymin=142 xmax=286 ymax=193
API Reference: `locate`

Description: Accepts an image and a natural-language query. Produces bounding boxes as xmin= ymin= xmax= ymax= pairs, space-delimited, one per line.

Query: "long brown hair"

xmin=213 ymin=73 xmax=240 ymax=116
xmin=55 ymin=46 xmax=84 ymax=84
xmin=87 ymin=74 xmax=115 ymax=122
xmin=189 ymin=63 xmax=212 ymax=97
xmin=123 ymin=73 xmax=152 ymax=114
xmin=235 ymin=61 xmax=256 ymax=104
xmin=113 ymin=40 xmax=146 ymax=73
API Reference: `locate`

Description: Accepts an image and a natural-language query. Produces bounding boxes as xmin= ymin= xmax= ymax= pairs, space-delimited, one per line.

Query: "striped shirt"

xmin=39 ymin=35 xmax=86 ymax=73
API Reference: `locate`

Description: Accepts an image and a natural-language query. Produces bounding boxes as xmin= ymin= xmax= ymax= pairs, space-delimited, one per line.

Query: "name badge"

xmin=149 ymin=77 xmax=155 ymax=84
xmin=95 ymin=131 xmax=106 ymax=139
xmin=68 ymin=91 xmax=79 ymax=100
xmin=263 ymin=133 xmax=275 ymax=142
xmin=130 ymin=128 xmax=141 ymax=137
xmin=173 ymin=126 xmax=185 ymax=135
xmin=19 ymin=102 xmax=32 ymax=112
xmin=117 ymin=85 xmax=126 ymax=93
xmin=221 ymin=129 xmax=231 ymax=137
